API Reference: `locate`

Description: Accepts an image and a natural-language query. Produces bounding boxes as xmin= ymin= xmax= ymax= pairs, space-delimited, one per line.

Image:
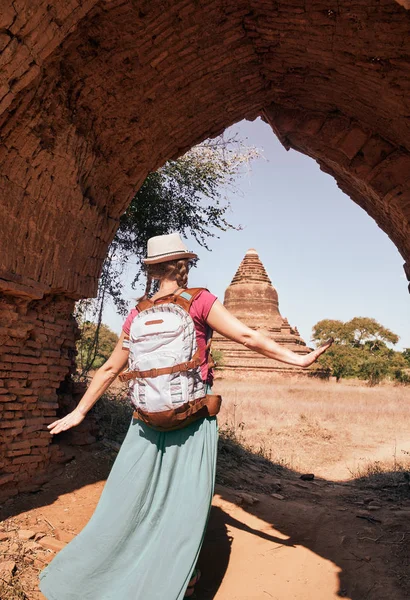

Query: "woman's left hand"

xmin=302 ymin=338 xmax=334 ymax=367
xmin=47 ymin=407 xmax=86 ymax=435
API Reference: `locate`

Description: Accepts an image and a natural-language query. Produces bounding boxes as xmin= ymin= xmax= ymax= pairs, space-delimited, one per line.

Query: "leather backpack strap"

xmin=136 ymin=298 xmax=154 ymax=312
xmin=171 ymin=287 xmax=207 ymax=313
xmin=138 ymin=288 xmax=206 ymax=312
xmin=136 ymin=288 xmax=182 ymax=311
xmin=206 ymin=338 xmax=216 ymax=369
xmin=119 ymin=347 xmax=201 ymax=382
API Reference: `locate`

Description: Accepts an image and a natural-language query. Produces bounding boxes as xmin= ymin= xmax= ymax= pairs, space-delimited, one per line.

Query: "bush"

xmin=393 ymin=369 xmax=410 ymax=385
xmin=358 ymin=356 xmax=389 ymax=386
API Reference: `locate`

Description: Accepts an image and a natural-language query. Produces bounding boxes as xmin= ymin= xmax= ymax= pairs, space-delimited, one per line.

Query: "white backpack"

xmin=120 ymin=288 xmax=208 ymax=413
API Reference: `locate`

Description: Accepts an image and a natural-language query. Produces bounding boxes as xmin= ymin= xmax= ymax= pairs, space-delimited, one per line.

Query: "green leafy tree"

xmin=314 ymin=345 xmax=359 ymax=382
xmin=347 ymin=317 xmax=399 ymax=349
xmin=102 ymin=137 xmax=258 ymax=311
xmin=312 ymin=320 xmax=348 ymax=345
xmin=393 ymin=369 xmax=410 ymax=385
xmin=313 ymin=317 xmax=399 ymax=348
xmin=312 ymin=317 xmax=401 ymax=384
xmin=384 ymin=348 xmax=408 ymax=370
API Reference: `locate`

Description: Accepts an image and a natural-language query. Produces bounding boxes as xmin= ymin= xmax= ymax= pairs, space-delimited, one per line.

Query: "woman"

xmin=39 ymin=233 xmax=332 ymax=600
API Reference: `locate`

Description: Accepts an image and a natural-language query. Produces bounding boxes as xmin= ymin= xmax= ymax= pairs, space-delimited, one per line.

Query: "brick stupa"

xmin=213 ymin=249 xmax=311 ymax=378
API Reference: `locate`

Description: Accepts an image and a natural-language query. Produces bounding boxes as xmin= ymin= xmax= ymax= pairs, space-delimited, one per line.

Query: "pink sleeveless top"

xmin=122 ymin=289 xmax=218 ymax=384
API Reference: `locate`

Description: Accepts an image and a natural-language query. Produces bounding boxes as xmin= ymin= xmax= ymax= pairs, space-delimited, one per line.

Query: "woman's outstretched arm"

xmin=206 ymin=300 xmax=332 ymax=367
xmin=47 ymin=331 xmax=130 ymax=435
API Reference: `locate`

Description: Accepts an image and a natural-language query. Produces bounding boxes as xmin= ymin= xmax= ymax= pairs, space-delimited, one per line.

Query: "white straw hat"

xmin=143 ymin=233 xmax=198 ymax=265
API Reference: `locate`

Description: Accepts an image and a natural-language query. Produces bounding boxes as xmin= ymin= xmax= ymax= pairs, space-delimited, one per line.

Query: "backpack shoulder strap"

xmin=136 ymin=288 xmax=206 ymax=313
xmin=172 ymin=287 xmax=207 ymax=313
xmin=136 ymin=298 xmax=154 ymax=313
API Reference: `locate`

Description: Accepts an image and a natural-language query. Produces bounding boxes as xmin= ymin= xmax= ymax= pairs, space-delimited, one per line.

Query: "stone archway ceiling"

xmin=1 ymin=0 xmax=410 ymax=300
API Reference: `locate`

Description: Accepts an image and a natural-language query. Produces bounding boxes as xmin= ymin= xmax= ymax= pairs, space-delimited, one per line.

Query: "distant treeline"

xmin=311 ymin=317 xmax=409 ymax=385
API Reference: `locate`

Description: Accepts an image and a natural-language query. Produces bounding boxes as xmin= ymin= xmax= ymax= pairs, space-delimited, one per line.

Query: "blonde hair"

xmin=141 ymin=259 xmax=190 ymax=300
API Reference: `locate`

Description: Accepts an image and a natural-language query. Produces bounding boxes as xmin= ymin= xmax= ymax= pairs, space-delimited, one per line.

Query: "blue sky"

xmin=104 ymin=118 xmax=409 ymax=350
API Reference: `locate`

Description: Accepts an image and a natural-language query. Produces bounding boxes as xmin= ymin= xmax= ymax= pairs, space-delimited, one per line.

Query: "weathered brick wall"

xmin=0 ymin=288 xmax=77 ymax=502
xmin=0 ymin=0 xmax=264 ymax=298
xmin=1 ymin=1 xmax=409 ymax=298
xmin=0 ymin=0 xmax=99 ymax=116
xmin=0 ymin=0 xmax=409 ymax=499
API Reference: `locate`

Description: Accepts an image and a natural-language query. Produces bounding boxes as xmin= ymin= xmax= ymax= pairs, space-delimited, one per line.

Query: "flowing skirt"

xmin=39 ymin=414 xmax=218 ymax=600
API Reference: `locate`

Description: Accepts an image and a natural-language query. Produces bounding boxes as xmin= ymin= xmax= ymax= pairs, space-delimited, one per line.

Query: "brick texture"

xmin=0 ymin=0 xmax=409 ymax=498
xmin=0 ymin=1 xmax=409 ymax=296
xmin=0 ymin=293 xmax=79 ymax=501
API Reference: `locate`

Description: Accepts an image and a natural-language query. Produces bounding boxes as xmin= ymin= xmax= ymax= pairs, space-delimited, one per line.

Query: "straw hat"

xmin=143 ymin=233 xmax=198 ymax=265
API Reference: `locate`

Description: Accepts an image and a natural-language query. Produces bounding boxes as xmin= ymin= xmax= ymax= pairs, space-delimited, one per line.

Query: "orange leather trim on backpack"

xmin=119 ymin=348 xmax=202 ymax=382
xmin=136 ymin=298 xmax=155 ymax=312
xmin=168 ymin=288 xmax=206 ymax=312
xmin=132 ymin=394 xmax=222 ymax=432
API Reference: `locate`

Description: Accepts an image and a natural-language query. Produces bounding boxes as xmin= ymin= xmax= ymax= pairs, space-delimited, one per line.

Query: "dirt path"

xmin=200 ymin=484 xmax=410 ymax=600
xmin=0 ymin=444 xmax=409 ymax=600
xmin=204 ymin=494 xmax=343 ymax=599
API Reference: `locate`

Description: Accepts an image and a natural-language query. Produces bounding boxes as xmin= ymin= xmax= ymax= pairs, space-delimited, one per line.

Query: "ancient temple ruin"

xmin=213 ymin=249 xmax=311 ymax=378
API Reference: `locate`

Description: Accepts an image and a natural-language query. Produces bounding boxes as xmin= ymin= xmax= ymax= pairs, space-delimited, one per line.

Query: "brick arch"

xmin=0 ymin=0 xmax=409 ymax=498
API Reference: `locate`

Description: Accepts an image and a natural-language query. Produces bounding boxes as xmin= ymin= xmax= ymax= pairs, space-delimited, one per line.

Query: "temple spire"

xmin=230 ymin=248 xmax=272 ymax=286
xmin=224 ymin=248 xmax=280 ymax=325
xmin=213 ymin=247 xmax=311 ymax=377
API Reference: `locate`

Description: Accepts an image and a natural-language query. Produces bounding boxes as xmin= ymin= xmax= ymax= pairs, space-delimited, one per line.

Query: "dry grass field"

xmin=214 ymin=377 xmax=410 ymax=481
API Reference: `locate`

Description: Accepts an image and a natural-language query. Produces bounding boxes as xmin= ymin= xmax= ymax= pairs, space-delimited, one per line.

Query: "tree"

xmin=314 ymin=345 xmax=359 ymax=382
xmin=393 ymin=368 xmax=410 ymax=385
xmin=347 ymin=317 xmax=399 ymax=349
xmin=103 ymin=137 xmax=259 ymax=312
xmin=312 ymin=317 xmax=399 ymax=348
xmin=358 ymin=355 xmax=390 ymax=386
xmin=312 ymin=317 xmax=401 ymax=384
xmin=312 ymin=320 xmax=348 ymax=345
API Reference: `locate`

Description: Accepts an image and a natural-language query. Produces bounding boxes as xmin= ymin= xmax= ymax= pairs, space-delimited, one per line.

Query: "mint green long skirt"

xmin=39 ymin=415 xmax=218 ymax=600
